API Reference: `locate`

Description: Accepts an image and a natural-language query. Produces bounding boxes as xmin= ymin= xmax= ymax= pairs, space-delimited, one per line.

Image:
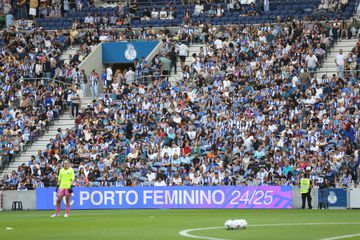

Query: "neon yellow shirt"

xmin=300 ymin=178 xmax=310 ymax=194
xmin=58 ymin=168 xmax=75 ymax=189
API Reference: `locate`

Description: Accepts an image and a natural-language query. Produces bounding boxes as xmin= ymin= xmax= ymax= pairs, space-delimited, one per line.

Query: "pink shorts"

xmin=58 ymin=188 xmax=71 ymax=197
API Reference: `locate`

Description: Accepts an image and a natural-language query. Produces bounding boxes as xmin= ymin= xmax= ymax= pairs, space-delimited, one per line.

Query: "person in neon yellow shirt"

xmin=51 ymin=160 xmax=75 ymax=218
xmin=300 ymin=172 xmax=313 ymax=209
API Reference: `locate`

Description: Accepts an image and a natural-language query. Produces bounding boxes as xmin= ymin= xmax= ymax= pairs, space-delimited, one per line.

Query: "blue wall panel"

xmin=102 ymin=41 xmax=159 ymax=64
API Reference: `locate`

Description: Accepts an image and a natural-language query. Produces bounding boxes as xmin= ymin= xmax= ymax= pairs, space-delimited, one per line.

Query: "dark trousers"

xmin=301 ymin=191 xmax=312 ymax=209
xmin=71 ymin=103 xmax=79 ymax=117
xmin=171 ymin=61 xmax=177 ymax=74
xmin=318 ymin=188 xmax=329 ymax=209
xmin=162 ymin=70 xmax=170 ymax=81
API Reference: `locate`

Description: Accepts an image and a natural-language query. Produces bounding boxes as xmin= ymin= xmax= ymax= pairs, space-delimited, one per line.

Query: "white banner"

xmin=349 ymin=188 xmax=360 ymax=208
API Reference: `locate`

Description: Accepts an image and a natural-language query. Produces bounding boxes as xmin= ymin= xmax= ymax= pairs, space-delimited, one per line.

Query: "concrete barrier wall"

xmin=292 ymin=187 xmax=318 ymax=209
xmin=1 ymin=190 xmax=36 ymax=210
xmin=79 ymin=44 xmax=104 ymax=96
xmin=1 ymin=187 xmax=359 ymax=210
xmin=146 ymin=41 xmax=161 ymax=63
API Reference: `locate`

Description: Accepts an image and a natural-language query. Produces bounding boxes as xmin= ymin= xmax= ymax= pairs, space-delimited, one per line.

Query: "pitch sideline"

xmin=178 ymin=222 xmax=360 ymax=240
xmin=319 ymin=233 xmax=360 ymax=240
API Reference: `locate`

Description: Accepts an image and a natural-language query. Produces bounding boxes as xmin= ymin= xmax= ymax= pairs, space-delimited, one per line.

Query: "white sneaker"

xmin=51 ymin=213 xmax=59 ymax=218
xmin=64 ymin=213 xmax=69 ymax=218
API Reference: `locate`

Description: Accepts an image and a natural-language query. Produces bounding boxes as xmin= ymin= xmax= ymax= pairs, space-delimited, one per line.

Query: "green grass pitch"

xmin=1 ymin=209 xmax=360 ymax=240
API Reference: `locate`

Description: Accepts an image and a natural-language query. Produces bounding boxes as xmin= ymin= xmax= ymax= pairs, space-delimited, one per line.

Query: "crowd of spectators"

xmin=1 ymin=17 xmax=359 ymax=191
xmin=2 ymin=0 xmax=95 ymax=20
xmin=93 ymin=0 xmax=259 ymax=28
xmin=0 ymin=20 xmax=99 ymax=182
xmin=1 ymin=0 xmax=263 ymax=30
xmin=0 ymin=21 xmax=180 ymax=190
xmin=1 ymin=0 xmax=357 ymax=32
xmin=318 ymin=0 xmax=349 ymax=12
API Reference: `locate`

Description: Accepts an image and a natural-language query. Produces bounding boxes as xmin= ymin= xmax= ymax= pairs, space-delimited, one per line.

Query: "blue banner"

xmin=102 ymin=41 xmax=159 ymax=64
xmin=36 ymin=186 xmax=292 ymax=210
xmin=318 ymin=188 xmax=347 ymax=208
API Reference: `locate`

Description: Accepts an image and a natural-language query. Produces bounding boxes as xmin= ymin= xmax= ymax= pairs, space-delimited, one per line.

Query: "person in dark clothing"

xmin=125 ymin=122 xmax=133 ymax=140
xmin=70 ymin=51 xmax=80 ymax=67
xmin=69 ymin=0 xmax=76 ymax=12
xmin=168 ymin=47 xmax=177 ymax=74
xmin=317 ymin=170 xmax=329 ymax=209
xmin=348 ymin=157 xmax=359 ymax=188
xmin=43 ymin=58 xmax=51 ymax=86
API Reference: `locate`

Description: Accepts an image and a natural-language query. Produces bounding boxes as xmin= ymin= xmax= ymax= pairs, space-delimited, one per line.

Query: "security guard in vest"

xmin=300 ymin=173 xmax=312 ymax=209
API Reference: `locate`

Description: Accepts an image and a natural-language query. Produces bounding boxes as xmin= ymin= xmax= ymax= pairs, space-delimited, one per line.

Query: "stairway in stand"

xmin=169 ymin=43 xmax=204 ymax=84
xmin=60 ymin=46 xmax=80 ymax=64
xmin=0 ymin=45 xmax=84 ymax=178
xmin=319 ymin=38 xmax=358 ymax=76
xmin=1 ymin=114 xmax=75 ymax=177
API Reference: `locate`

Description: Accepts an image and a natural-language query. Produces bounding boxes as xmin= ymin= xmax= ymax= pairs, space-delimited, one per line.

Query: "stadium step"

xmin=0 ymin=114 xmax=76 ymax=178
xmin=169 ymin=43 xmax=204 ymax=84
xmin=318 ymin=38 xmax=358 ymax=76
xmin=333 ymin=38 xmax=358 ymax=46
xmin=60 ymin=46 xmax=80 ymax=62
xmin=81 ymin=97 xmax=95 ymax=108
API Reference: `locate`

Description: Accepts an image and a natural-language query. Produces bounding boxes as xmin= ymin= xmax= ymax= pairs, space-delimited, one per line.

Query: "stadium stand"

xmin=31 ymin=0 xmax=358 ymax=30
xmin=0 ymin=0 xmax=359 ymax=190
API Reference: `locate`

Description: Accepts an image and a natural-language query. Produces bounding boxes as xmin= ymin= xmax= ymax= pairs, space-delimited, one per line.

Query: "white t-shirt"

xmin=244 ymin=136 xmax=253 ymax=150
xmin=178 ymin=44 xmax=189 ymax=57
xmin=159 ymin=10 xmax=167 ymax=19
xmin=151 ymin=11 xmax=159 ymax=19
xmin=106 ymin=67 xmax=113 ymax=81
xmin=173 ymin=116 xmax=182 ymax=123
xmin=187 ymin=131 xmax=196 ymax=140
xmin=223 ymin=79 xmax=231 ymax=88
xmin=84 ymin=16 xmax=94 ymax=24
xmin=125 ymin=70 xmax=135 ymax=83
xmin=172 ymin=177 xmax=182 ymax=185
xmin=335 ymin=54 xmax=345 ymax=66
xmin=291 ymin=76 xmax=299 ymax=87
xmin=214 ymin=39 xmax=223 ymax=49
xmin=315 ymin=87 xmax=323 ymax=99
xmin=154 ymin=180 xmax=167 ymax=186
xmin=211 ymin=176 xmax=221 ymax=185
xmin=99 ymin=35 xmax=109 ymax=41
xmin=146 ymin=172 xmax=156 ymax=182
xmin=35 ymin=63 xmax=43 ymax=74
xmin=305 ymin=55 xmax=318 ymax=68
xmin=192 ymin=176 xmax=201 ymax=185
xmin=111 ymin=82 xmax=119 ymax=90
xmin=194 ymin=4 xmax=204 ymax=14
xmin=192 ymin=61 xmax=202 ymax=73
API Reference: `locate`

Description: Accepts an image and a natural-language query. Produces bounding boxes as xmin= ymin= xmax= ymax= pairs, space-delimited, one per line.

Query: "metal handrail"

xmin=94 ymin=0 xmax=254 ymax=5
xmin=11 ymin=77 xmax=74 ymax=87
xmin=308 ymin=68 xmax=360 ymax=75
xmin=11 ymin=74 xmax=184 ymax=90
xmin=115 ymin=73 xmax=184 ymax=85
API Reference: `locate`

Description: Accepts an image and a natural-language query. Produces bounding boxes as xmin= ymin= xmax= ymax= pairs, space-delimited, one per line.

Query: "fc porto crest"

xmin=124 ymin=43 xmax=137 ymax=61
